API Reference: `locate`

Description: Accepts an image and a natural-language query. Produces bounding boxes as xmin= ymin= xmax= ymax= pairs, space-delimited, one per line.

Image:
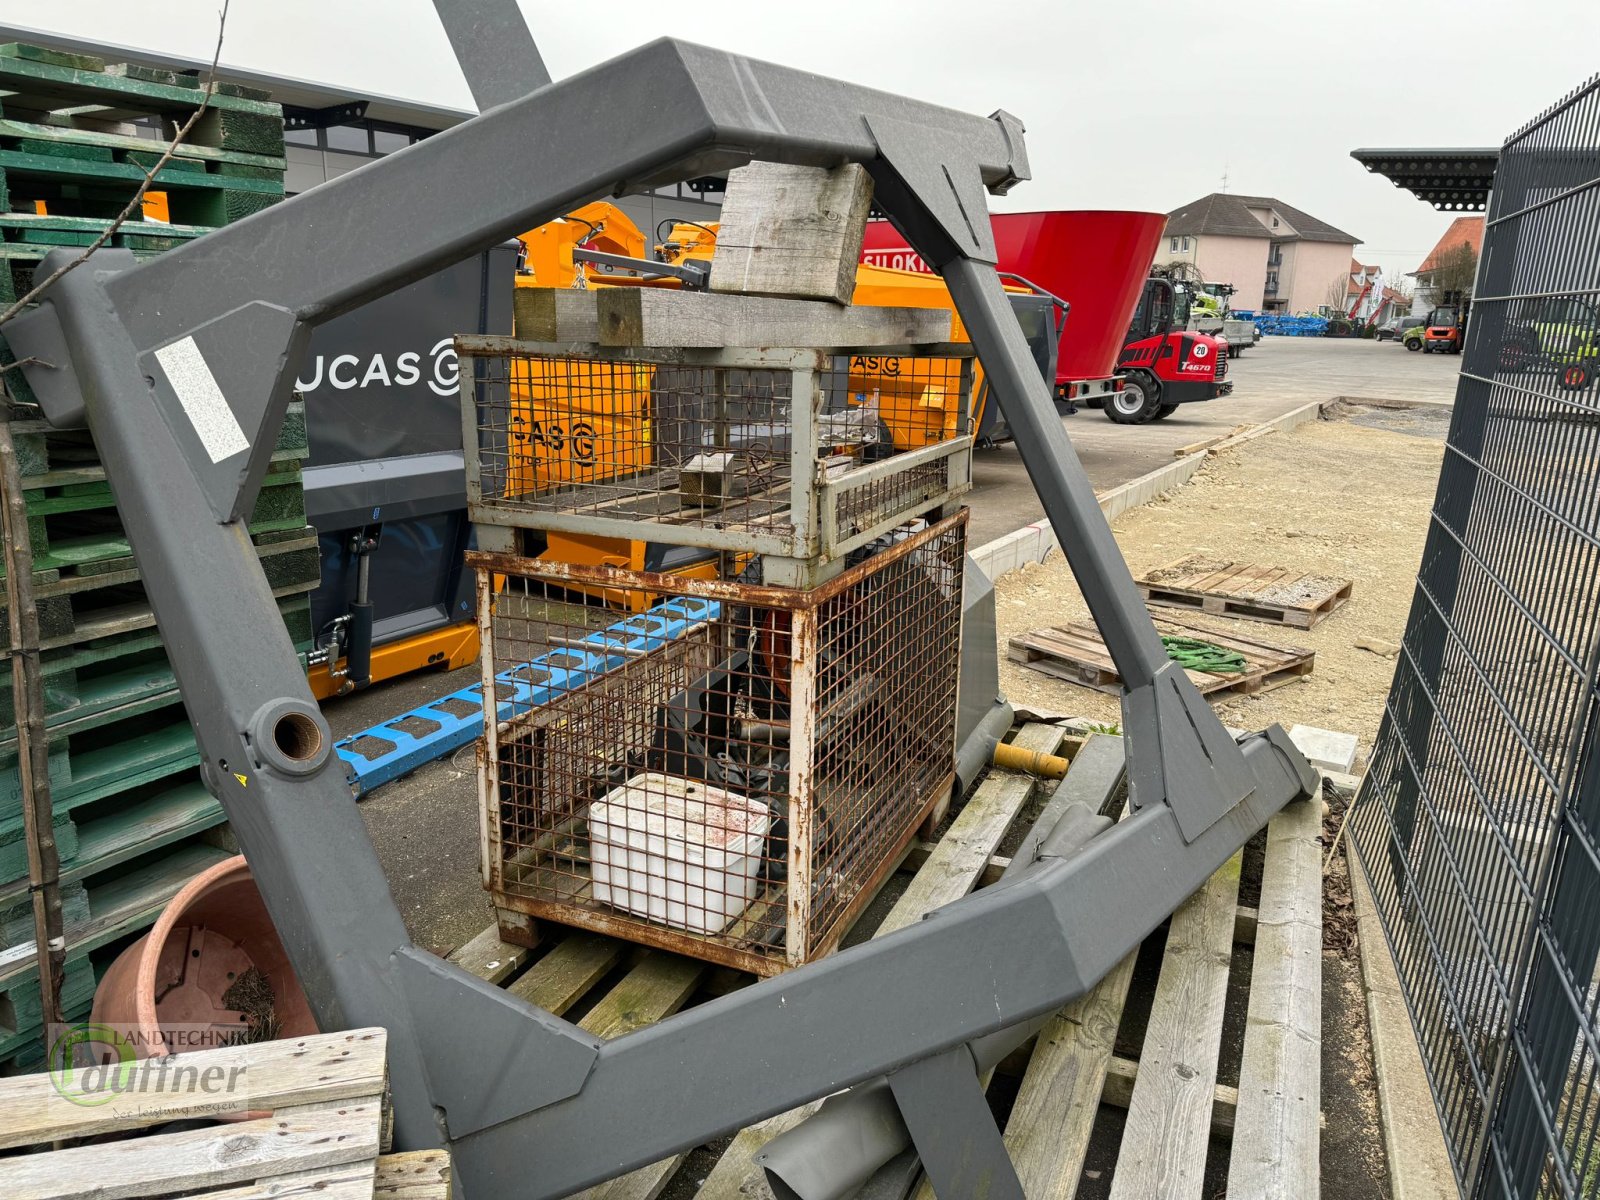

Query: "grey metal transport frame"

xmin=5 ymin=3 xmax=1315 ymax=1195
xmin=1350 ymin=75 xmax=1600 ymax=1199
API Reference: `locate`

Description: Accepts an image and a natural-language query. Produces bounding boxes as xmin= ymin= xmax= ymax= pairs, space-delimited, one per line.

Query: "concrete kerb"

xmin=971 ymin=398 xmax=1324 ymax=580
xmin=1347 ymin=841 xmax=1460 ymax=1199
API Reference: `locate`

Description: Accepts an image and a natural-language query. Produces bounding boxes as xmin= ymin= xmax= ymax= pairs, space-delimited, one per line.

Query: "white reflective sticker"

xmin=153 ymin=336 xmax=249 ymax=464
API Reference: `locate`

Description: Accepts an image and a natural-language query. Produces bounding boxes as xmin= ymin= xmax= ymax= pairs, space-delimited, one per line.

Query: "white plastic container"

xmin=589 ymin=773 xmax=771 ymax=935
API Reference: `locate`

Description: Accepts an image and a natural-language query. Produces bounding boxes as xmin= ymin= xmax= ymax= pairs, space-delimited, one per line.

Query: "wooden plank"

xmin=882 ymin=774 xmax=1032 ymax=933
xmin=985 ymin=737 xmax=1131 ymax=1195
xmin=447 ymin=923 xmax=537 ymax=986
xmin=0 ymin=117 xmax=284 ymax=169
xmin=901 ymin=840 xmax=1010 ymax=887
xmin=711 ymin=161 xmax=873 ymax=304
xmin=509 ymin=932 xmax=627 ymax=1015
xmin=374 ymin=1149 xmax=453 ymax=1199
xmin=513 ymin=286 xmax=601 ymax=343
xmin=1102 ymin=1055 xmax=1242 ymax=1133
xmin=574 ymin=1160 xmax=683 ymax=1200
xmin=1226 ymin=795 xmax=1322 ymax=1197
xmin=0 ymin=1104 xmax=381 ymax=1199
xmin=1108 ymin=852 xmax=1244 ymax=1200
xmin=0 ymin=149 xmax=283 ymax=193
xmin=698 ymin=723 xmax=1068 ymax=1199
xmin=190 ymin=1169 xmax=377 ymax=1200
xmin=1207 ymin=423 xmax=1278 ymax=455
xmin=267 ymin=1093 xmax=385 ymax=1190
xmin=577 ymin=954 xmax=704 ymax=1040
xmin=595 ymin=288 xmax=951 ymax=349
xmin=903 ymin=736 xmax=1125 ymax=1200
xmin=54 ymin=784 xmax=221 ymax=882
xmin=0 ymin=42 xmax=106 ymax=71
xmin=695 ymin=1106 xmax=812 ymax=1199
xmin=0 ymin=51 xmax=283 ymax=116
xmin=0 ymin=1027 xmax=388 ymax=1149
xmin=561 ymin=955 xmax=707 ymax=1200
xmin=1004 ymin=948 xmax=1139 ymax=1195
xmin=880 ymin=722 xmax=1067 ymax=935
xmin=1171 ymin=435 xmax=1228 ymax=457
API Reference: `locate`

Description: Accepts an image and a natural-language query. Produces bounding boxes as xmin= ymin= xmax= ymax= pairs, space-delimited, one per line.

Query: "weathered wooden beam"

xmin=446 ymin=923 xmax=536 ymax=986
xmin=513 ymin=286 xmax=601 ymax=343
xmin=0 ymin=1027 xmax=389 ymax=1149
xmin=561 ymin=955 xmax=707 ymax=1200
xmin=507 ymin=932 xmax=627 ymax=1017
xmin=0 ymin=1104 xmax=382 ymax=1199
xmin=1227 ymin=796 xmax=1322 ymax=1197
xmin=594 ymin=288 xmax=950 ymax=348
xmin=1108 ymin=852 xmax=1243 ymax=1200
xmin=711 ymin=161 xmax=874 ymax=304
xmin=373 ymin=1150 xmax=453 ymax=1199
xmin=1004 ymin=949 xmax=1139 ymax=1195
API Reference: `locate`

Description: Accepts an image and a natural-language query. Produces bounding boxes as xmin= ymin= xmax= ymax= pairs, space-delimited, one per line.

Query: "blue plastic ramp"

xmin=335 ymin=597 xmax=720 ymax=797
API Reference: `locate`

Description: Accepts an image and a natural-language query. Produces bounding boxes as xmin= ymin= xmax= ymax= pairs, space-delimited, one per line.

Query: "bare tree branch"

xmin=0 ymin=356 xmax=52 ymax=377
xmin=1325 ymin=271 xmax=1352 ymax=314
xmin=1422 ymin=242 xmax=1478 ymax=307
xmin=0 ymin=0 xmax=231 ymax=329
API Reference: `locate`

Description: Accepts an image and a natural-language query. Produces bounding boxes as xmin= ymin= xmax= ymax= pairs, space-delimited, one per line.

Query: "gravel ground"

xmin=995 ymin=410 xmax=1447 ymax=766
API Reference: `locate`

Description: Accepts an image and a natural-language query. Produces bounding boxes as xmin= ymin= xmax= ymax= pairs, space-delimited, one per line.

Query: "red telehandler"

xmin=1103 ymin=271 xmax=1234 ymax=423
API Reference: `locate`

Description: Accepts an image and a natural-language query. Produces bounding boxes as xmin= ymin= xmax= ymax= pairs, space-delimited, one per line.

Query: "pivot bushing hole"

xmin=273 ymin=711 xmax=324 ymax=763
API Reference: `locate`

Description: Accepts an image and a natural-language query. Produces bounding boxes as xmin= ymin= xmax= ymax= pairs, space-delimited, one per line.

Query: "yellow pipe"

xmin=992 ymin=740 xmax=1070 ymax=780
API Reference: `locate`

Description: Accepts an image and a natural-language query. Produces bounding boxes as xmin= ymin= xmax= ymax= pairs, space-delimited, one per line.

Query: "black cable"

xmin=656 ymin=218 xmax=716 ymax=244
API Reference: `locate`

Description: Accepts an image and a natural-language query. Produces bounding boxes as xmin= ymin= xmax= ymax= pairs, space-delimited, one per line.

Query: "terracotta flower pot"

xmin=91 ymin=855 xmax=314 ymax=1057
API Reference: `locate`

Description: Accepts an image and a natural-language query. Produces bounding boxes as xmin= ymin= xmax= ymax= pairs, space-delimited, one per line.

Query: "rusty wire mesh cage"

xmin=458 ymin=338 xmax=974 ymax=561
xmin=468 ymin=512 xmax=966 ymax=974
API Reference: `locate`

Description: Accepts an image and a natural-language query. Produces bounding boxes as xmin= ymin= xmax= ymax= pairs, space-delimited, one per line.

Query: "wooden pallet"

xmin=9 ymin=402 xmax=306 ymax=483
xmin=1009 ymin=615 xmax=1315 ymax=698
xmin=441 ymin=722 xmax=1323 ymax=1197
xmin=0 ymin=41 xmax=297 ymax=1074
xmin=1135 ymin=556 xmax=1353 ymax=629
xmin=0 ymin=1026 xmax=450 ymax=1199
xmin=0 ymin=44 xmax=286 ymax=233
xmin=0 ymin=841 xmax=234 ymax=1068
xmin=0 ymin=956 xmax=95 ymax=1064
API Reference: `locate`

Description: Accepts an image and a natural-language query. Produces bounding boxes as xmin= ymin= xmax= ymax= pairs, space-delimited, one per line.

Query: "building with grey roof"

xmin=1159 ymin=193 xmax=1361 ymax=313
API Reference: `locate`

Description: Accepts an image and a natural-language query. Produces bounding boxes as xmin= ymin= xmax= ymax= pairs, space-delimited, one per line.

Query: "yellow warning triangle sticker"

xmin=234 ymin=773 xmax=248 ymax=787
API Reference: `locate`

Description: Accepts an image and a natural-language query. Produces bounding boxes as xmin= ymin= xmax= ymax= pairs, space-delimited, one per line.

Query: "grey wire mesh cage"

xmin=468 ymin=513 xmax=966 ymax=974
xmin=1349 ymin=74 xmax=1600 ymax=1199
xmin=457 ymin=338 xmax=974 ymax=560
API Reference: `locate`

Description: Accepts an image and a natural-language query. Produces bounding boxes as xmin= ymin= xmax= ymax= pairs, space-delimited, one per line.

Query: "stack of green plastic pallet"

xmin=0 ymin=43 xmax=316 ymax=1069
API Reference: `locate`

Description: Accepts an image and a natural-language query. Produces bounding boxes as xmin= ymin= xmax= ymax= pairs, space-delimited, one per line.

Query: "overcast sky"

xmin=16 ymin=1 xmax=1600 ymax=276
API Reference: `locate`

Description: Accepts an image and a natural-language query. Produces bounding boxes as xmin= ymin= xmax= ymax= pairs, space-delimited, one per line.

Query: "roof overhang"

xmin=1350 ymin=147 xmax=1500 ymax=211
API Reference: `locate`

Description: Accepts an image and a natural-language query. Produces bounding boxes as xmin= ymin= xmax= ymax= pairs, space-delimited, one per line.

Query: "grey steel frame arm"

xmin=107 ymin=39 xmax=1023 ymax=343
xmin=8 ymin=30 xmax=1315 ymax=1200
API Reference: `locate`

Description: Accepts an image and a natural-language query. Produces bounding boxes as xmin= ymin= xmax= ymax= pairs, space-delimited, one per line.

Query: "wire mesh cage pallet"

xmin=466 ymin=511 xmax=966 ymax=974
xmin=457 ymin=337 xmax=974 ymax=572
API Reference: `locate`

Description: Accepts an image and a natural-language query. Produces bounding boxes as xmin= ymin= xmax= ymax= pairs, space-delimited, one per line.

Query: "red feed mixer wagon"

xmin=862 ymin=210 xmax=1233 ymax=424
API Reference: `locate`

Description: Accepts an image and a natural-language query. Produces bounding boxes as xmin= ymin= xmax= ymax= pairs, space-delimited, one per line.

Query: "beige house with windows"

xmin=1159 ymin=194 xmax=1360 ymax=313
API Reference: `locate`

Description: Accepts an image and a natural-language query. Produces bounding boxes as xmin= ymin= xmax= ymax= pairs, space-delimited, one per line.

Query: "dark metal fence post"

xmin=1350 ymin=72 xmax=1600 ymax=1199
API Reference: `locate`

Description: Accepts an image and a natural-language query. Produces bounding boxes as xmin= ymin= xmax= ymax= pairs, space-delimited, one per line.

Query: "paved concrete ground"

xmin=331 ymin=332 xmax=1460 ymax=954
xmin=965 ymin=335 xmax=1459 ymax=545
